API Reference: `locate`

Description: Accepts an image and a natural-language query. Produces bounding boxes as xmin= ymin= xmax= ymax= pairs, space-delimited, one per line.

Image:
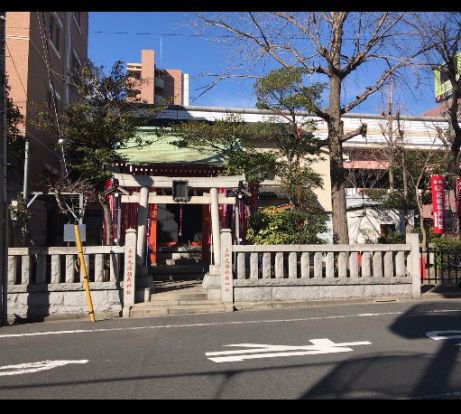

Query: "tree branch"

xmin=199 ymin=14 xmax=292 ymax=69
xmin=341 ymin=123 xmax=368 ymax=142
xmin=341 ymin=59 xmax=407 ymax=114
xmin=342 ymin=13 xmax=398 ymax=76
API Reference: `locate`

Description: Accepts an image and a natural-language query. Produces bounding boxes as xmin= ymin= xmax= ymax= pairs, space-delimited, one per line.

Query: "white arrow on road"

xmin=206 ymin=338 xmax=372 ymax=363
xmin=0 ymin=360 xmax=89 ymax=376
xmin=426 ymin=330 xmax=461 ymax=342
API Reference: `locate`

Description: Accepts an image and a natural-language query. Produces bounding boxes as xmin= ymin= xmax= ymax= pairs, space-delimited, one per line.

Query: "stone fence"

xmin=219 ymin=230 xmax=421 ymax=304
xmin=6 ymin=229 xmax=138 ymax=322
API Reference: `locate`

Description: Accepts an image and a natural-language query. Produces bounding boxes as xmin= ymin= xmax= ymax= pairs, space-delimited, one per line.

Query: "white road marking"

xmin=206 ymin=338 xmax=372 ymax=363
xmin=0 ymin=309 xmax=459 ymax=340
xmin=426 ymin=330 xmax=461 ymax=341
xmin=409 ymin=390 xmax=461 ymax=399
xmin=0 ymin=360 xmax=89 ymax=376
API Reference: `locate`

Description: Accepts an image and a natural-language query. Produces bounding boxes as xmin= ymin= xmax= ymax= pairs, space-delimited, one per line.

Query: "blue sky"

xmin=88 ymin=12 xmax=438 ymax=116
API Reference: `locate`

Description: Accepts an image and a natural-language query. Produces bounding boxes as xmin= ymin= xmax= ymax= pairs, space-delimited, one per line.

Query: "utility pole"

xmin=0 ymin=11 xmax=8 ymax=325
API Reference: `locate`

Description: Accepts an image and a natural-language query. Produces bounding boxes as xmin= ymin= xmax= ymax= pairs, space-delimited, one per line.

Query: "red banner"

xmin=431 ymin=175 xmax=445 ymax=234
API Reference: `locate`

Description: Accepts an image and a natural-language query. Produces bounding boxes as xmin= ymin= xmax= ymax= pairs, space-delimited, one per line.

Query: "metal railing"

xmin=421 ymin=244 xmax=461 ymax=287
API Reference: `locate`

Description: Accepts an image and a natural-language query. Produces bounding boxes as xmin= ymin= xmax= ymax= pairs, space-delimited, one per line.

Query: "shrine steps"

xmin=128 ymin=280 xmax=233 ymax=318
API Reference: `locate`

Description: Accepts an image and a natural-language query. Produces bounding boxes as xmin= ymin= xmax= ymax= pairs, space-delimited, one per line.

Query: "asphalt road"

xmin=1 ymin=298 xmax=461 ymax=399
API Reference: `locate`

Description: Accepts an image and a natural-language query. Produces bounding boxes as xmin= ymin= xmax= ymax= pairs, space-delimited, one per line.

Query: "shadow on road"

xmin=303 ymin=302 xmax=461 ymax=399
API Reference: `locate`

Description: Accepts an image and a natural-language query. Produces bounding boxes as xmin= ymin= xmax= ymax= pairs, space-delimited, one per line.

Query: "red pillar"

xmin=148 ymin=204 xmax=157 ymax=265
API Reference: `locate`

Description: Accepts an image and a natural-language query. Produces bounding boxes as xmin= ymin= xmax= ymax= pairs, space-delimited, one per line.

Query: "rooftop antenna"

xmin=159 ymin=36 xmax=163 ymax=66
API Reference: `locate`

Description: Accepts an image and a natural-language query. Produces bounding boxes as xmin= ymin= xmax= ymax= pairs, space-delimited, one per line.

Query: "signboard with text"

xmin=431 ymin=175 xmax=445 ymax=234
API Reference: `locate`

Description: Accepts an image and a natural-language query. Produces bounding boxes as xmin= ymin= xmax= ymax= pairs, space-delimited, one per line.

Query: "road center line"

xmin=0 ymin=309 xmax=460 ymax=340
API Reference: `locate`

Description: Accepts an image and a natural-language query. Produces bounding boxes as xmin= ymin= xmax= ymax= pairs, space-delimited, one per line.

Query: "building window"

xmin=47 ymin=86 xmax=61 ymax=114
xmin=380 ymin=224 xmax=396 ymax=237
xmin=71 ymin=51 xmax=81 ymax=77
xmin=48 ymin=14 xmax=62 ymax=52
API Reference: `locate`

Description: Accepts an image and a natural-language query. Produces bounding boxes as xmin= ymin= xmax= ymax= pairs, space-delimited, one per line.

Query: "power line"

xmin=0 ymin=11 xmax=8 ymax=325
xmin=36 ymin=12 xmax=67 ymax=177
xmin=92 ymin=30 xmax=309 ymax=40
xmin=93 ymin=30 xmax=233 ymax=38
xmin=5 ymin=43 xmax=28 ymax=98
xmin=5 ymin=41 xmax=65 ymax=155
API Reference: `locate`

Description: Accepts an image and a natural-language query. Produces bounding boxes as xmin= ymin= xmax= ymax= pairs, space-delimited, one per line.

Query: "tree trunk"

xmin=387 ymin=105 xmax=394 ymax=192
xmin=328 ymin=75 xmax=349 ymax=244
xmin=416 ymin=193 xmax=426 ymax=248
xmin=389 ymin=169 xmax=394 ymax=192
xmin=388 ymin=152 xmax=394 ymax=192
xmin=402 ymin=159 xmax=412 ymax=234
xmin=98 ymin=193 xmax=112 ymax=246
xmin=448 ymin=83 xmax=461 ymax=176
xmin=447 ymin=148 xmax=459 ymax=176
xmin=294 ymin=126 xmax=302 ymax=209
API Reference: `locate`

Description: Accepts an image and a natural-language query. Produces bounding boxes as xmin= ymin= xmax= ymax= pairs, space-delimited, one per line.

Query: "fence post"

xmin=220 ymin=229 xmax=233 ymax=303
xmin=407 ymin=233 xmax=421 ymax=299
xmin=123 ymin=229 xmax=137 ymax=317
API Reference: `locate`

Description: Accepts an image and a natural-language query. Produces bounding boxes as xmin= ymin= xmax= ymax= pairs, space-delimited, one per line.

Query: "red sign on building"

xmin=431 ymin=175 xmax=445 ymax=234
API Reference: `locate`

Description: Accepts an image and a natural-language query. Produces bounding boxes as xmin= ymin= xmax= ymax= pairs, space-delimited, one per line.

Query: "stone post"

xmin=210 ymin=187 xmax=221 ymax=265
xmin=220 ymin=229 xmax=233 ymax=303
xmin=407 ymin=233 xmax=421 ymax=299
xmin=136 ymin=186 xmax=149 ymax=270
xmin=123 ymin=229 xmax=137 ymax=317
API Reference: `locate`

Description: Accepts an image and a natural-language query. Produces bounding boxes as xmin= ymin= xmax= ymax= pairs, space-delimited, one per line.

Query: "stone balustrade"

xmin=220 ymin=231 xmax=421 ymax=303
xmin=8 ymin=246 xmax=125 ymax=286
xmin=6 ymin=229 xmax=139 ymax=322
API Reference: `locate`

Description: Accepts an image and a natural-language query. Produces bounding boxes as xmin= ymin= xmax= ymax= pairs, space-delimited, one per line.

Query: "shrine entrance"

xmin=110 ymin=173 xmax=245 ymax=278
xmin=151 ymin=204 xmax=209 ymax=266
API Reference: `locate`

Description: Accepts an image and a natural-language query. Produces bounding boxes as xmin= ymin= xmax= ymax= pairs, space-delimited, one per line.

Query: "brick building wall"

xmin=6 ymin=12 xmax=88 ymax=246
xmin=6 ymin=11 xmax=88 ymax=188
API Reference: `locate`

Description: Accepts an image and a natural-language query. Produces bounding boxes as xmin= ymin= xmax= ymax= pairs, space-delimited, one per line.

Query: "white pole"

xmin=210 ymin=233 xmax=213 ymax=265
xmin=136 ymin=186 xmax=149 ymax=269
xmin=210 ymin=187 xmax=221 ymax=266
xmin=0 ymin=12 xmax=6 ymax=324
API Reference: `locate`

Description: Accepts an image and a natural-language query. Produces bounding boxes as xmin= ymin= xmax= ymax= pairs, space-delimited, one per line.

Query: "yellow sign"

xmin=434 ymin=52 xmax=461 ymax=102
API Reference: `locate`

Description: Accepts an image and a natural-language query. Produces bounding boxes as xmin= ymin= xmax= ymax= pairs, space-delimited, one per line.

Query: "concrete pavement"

xmin=1 ymin=298 xmax=461 ymax=398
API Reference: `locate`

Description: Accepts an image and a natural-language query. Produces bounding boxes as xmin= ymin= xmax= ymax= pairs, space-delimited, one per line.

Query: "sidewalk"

xmin=421 ymin=284 xmax=461 ymax=299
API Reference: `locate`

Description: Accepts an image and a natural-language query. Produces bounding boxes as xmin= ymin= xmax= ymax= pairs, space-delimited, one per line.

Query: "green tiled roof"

xmin=117 ymin=126 xmax=223 ymax=165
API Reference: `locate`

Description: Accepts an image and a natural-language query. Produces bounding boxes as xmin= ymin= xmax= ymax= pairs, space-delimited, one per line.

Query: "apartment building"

xmin=127 ymin=49 xmax=189 ymax=106
xmin=5 ymin=12 xmax=88 ymax=244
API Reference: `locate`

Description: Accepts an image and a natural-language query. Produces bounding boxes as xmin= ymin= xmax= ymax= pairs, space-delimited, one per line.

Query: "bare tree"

xmin=192 ymin=12 xmax=422 ymax=243
xmin=409 ymin=12 xmax=461 ymax=175
xmin=401 ymin=144 xmax=446 ymax=247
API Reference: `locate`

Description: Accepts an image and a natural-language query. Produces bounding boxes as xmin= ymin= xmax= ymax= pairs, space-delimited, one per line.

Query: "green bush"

xmin=379 ymin=230 xmax=405 ymax=244
xmin=432 ymin=236 xmax=461 ymax=254
xmin=246 ymin=206 xmax=327 ymax=245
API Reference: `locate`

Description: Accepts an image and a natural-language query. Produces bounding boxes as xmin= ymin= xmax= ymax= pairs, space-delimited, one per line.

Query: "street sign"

xmin=206 ymin=338 xmax=372 ymax=363
xmin=63 ymin=224 xmax=86 ymax=242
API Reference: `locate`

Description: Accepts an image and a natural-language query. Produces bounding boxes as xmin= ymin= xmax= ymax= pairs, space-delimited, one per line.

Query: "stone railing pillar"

xmin=136 ymin=186 xmax=149 ymax=271
xmin=407 ymin=233 xmax=421 ymax=299
xmin=210 ymin=187 xmax=221 ymax=265
xmin=220 ymin=229 xmax=233 ymax=303
xmin=123 ymin=229 xmax=137 ymax=317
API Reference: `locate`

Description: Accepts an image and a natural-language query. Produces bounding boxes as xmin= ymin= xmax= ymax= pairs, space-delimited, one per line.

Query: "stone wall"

xmin=7 ymin=282 xmax=123 ymax=322
xmin=234 ymin=280 xmax=412 ymax=303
